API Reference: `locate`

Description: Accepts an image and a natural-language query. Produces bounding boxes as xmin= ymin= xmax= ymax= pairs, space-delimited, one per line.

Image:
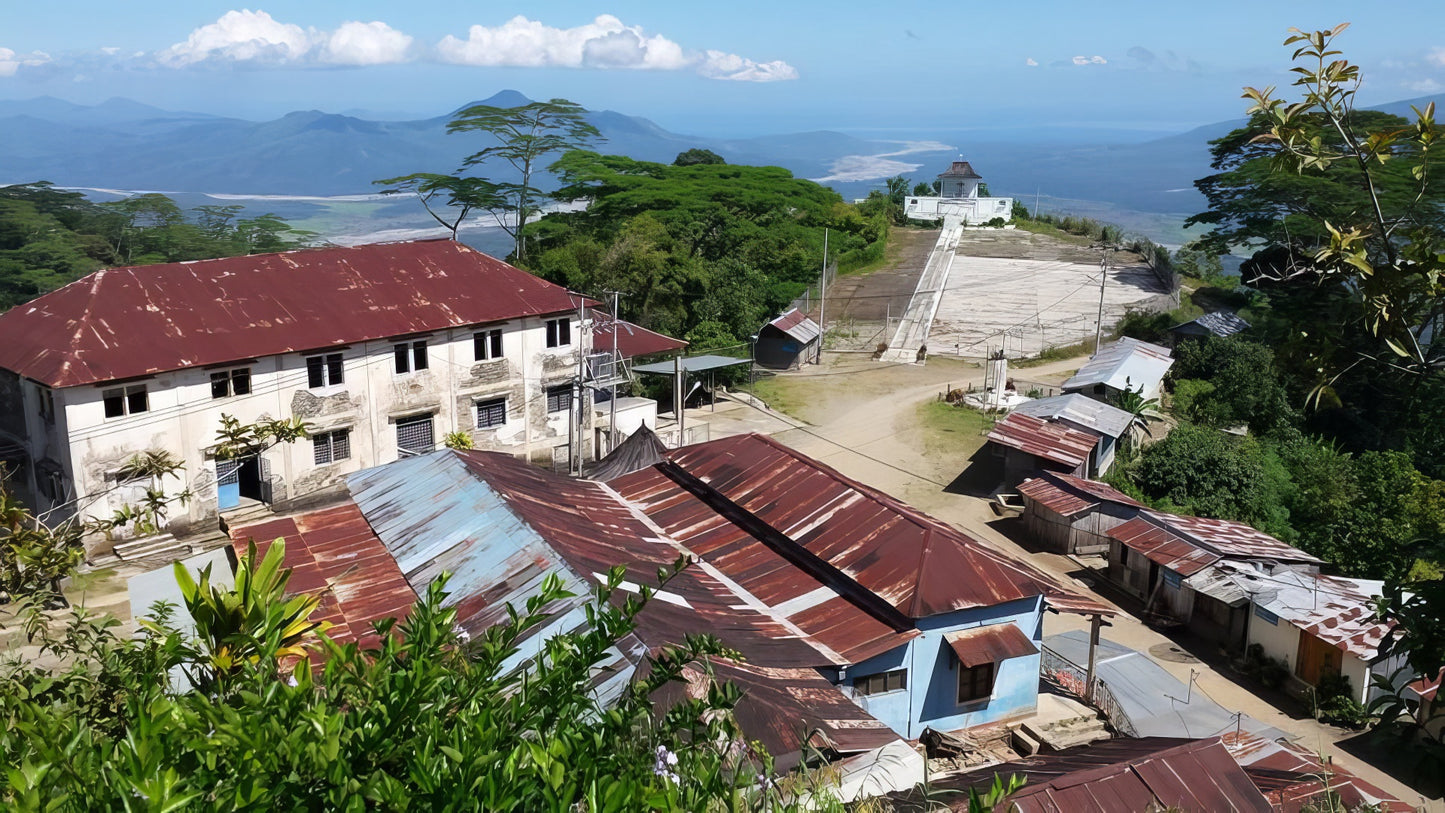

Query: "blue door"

xmin=216 ymin=460 xmax=240 ymax=510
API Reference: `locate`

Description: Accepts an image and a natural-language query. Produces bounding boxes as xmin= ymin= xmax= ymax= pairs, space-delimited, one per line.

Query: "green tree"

xmin=380 ymin=99 xmax=599 ymax=261
xmin=673 ymin=148 xmax=726 ymax=166
xmin=1170 ymin=337 xmax=1297 ymax=434
xmin=912 ymin=181 xmax=933 ymax=197
xmin=1 ymin=547 xmax=839 ymax=810
xmin=1131 ymin=422 xmax=1291 ymax=535
xmin=1110 ymin=382 xmax=1163 ymax=451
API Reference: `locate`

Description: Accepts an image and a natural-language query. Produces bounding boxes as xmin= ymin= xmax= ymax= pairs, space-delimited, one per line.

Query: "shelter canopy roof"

xmin=632 ymin=354 xmax=750 ymax=375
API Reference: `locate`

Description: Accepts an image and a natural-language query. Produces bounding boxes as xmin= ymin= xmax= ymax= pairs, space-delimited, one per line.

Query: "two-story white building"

xmin=0 ymin=239 xmax=678 ymax=553
xmin=903 ymin=160 xmax=1015 ymax=224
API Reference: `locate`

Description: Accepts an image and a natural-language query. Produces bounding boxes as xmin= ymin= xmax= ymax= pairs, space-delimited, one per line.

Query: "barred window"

xmin=545 ymin=385 xmax=572 ymax=414
xmin=476 ymin=398 xmax=506 ymax=429
xmin=313 ymin=430 xmax=351 ymax=465
xmin=396 ymin=415 xmax=435 ymax=456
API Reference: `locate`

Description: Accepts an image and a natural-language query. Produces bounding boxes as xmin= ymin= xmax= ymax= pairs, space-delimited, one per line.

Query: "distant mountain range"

xmin=3 ymin=90 xmax=1440 ymax=244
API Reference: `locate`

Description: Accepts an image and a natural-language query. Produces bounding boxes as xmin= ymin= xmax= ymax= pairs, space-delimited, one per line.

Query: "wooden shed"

xmin=1016 ymin=472 xmax=1145 ymax=555
xmin=755 ymin=309 xmax=820 ymax=370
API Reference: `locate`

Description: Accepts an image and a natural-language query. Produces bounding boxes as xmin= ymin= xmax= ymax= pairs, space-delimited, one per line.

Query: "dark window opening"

xmin=475 ymin=329 xmax=503 ymax=361
xmin=210 ymin=368 xmax=252 ymax=399
xmin=395 ymin=341 xmax=429 ymax=374
xmin=853 ymin=669 xmax=907 ymax=696
xmin=306 ymin=353 xmax=344 ymax=388
xmin=546 ymin=318 xmax=571 ymax=348
xmin=102 ymin=385 xmax=148 ymax=418
xmin=957 ymin=662 xmax=995 ymax=704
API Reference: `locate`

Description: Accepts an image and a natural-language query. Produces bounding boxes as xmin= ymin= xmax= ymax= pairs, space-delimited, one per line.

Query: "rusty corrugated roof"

xmin=944 ymin=623 xmax=1038 ymax=668
xmin=986 ymin=412 xmax=1099 ymax=469
xmin=1108 ymin=516 xmax=1220 ymax=577
xmin=230 ymin=503 xmax=417 ymax=650
xmin=593 ymin=311 xmax=688 ymax=360
xmin=1223 ymin=731 xmax=1413 ymax=812
xmin=939 ymin=161 xmax=983 ymax=179
xmin=766 ymin=308 xmax=821 ymax=344
xmin=0 ymin=239 xmax=583 ymax=388
xmin=929 ymin=737 xmax=1272 ymax=812
xmin=612 ymin=433 xmax=1110 ymax=660
xmin=1144 ymin=510 xmax=1323 ymax=565
xmin=1017 ymin=471 xmax=1143 ymax=518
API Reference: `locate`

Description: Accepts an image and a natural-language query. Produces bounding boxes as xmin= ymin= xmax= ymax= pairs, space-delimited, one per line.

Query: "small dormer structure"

xmin=938 ymin=161 xmax=983 ymax=198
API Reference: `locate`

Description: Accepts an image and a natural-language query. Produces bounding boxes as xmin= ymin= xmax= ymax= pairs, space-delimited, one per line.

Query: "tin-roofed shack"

xmin=1063 ymin=336 xmax=1174 ymax=402
xmin=985 ymin=412 xmax=1102 ymax=487
xmin=754 ymin=309 xmax=820 ymax=370
xmin=1016 ymin=471 xmax=1144 ymax=555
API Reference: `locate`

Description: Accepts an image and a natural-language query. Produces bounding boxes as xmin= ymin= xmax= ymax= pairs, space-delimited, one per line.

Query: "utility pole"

xmin=1094 ymin=254 xmax=1108 ymax=352
xmin=673 ymin=354 xmax=685 ymax=446
xmin=607 ymin=291 xmax=621 ymax=456
xmin=815 ymin=228 xmax=828 ymax=365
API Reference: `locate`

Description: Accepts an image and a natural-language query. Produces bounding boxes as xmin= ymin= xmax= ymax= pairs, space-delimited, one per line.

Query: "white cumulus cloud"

xmin=1025 ymin=57 xmax=1038 ymax=67
xmin=0 ymin=47 xmax=51 ymax=77
xmin=1406 ymin=78 xmax=1443 ymax=93
xmin=320 ymin=21 xmax=413 ymax=65
xmin=1071 ymin=55 xmax=1107 ymax=66
xmin=1428 ymin=48 xmax=1445 ymax=67
xmin=158 ymin=10 xmax=413 ymax=68
xmin=158 ymin=9 xmax=312 ymax=67
xmin=436 ymin=15 xmax=796 ymax=81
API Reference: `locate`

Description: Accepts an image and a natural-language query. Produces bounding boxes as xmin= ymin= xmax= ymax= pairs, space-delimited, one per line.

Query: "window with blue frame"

xmin=1254 ymin=605 xmax=1279 ymax=625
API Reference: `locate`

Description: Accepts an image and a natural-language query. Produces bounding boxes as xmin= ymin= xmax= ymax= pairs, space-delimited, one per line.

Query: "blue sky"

xmin=3 ymin=2 xmax=1444 ymax=136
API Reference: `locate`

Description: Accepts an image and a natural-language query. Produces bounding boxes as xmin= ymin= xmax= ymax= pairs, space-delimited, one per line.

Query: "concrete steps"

xmin=218 ymin=501 xmax=275 ymax=536
xmin=112 ymin=533 xmax=188 ymax=562
xmin=1022 ymin=694 xmax=1112 ymax=751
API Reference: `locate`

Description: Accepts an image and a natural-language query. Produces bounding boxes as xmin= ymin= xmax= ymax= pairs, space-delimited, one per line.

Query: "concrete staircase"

xmin=112 ymin=533 xmax=189 ymax=563
xmin=1020 ymin=694 xmax=1112 ymax=751
xmin=218 ymin=499 xmax=275 ymax=536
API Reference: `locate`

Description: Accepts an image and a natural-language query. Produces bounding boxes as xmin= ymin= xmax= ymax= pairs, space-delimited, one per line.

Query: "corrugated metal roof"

xmin=0 ymin=240 xmax=582 ymax=388
xmin=632 ymin=354 xmax=751 ymax=375
xmin=1013 ymin=393 xmax=1134 ymax=439
xmin=1063 ymin=336 xmax=1175 ymax=394
xmin=1142 ymin=510 xmax=1323 ymax=566
xmin=1108 ymin=516 xmax=1220 ymax=577
xmin=611 ymin=433 xmax=1111 ymax=660
xmin=1185 ymin=566 xmax=1250 ymax=607
xmin=944 ymin=623 xmax=1038 ymax=668
xmin=1017 ymin=471 xmax=1143 ymax=518
xmin=1233 ymin=568 xmax=1391 ymax=660
xmin=1223 ymin=731 xmax=1413 ymax=812
xmin=986 ymin=412 xmax=1100 ymax=469
xmin=767 ymin=308 xmax=821 ymax=344
xmin=937 ymin=737 xmax=1273 ymax=813
xmin=593 ymin=311 xmax=687 ymax=360
xmin=1171 ymin=310 xmax=1251 ymax=338
xmin=230 ymin=503 xmax=417 ymax=650
xmin=338 ymin=448 xmax=901 ymax=763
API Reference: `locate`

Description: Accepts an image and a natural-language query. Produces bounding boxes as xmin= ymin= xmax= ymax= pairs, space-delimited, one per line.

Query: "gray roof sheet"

xmin=1063 ymin=337 xmax=1174 ymax=393
xmin=632 ymin=354 xmax=751 ymax=375
xmin=1171 ymin=310 xmax=1251 ymax=338
xmin=1013 ymin=393 xmax=1134 ymax=439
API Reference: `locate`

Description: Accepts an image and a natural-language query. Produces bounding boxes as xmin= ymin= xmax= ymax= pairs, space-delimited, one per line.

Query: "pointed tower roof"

xmin=939 ymin=161 xmax=982 ymax=179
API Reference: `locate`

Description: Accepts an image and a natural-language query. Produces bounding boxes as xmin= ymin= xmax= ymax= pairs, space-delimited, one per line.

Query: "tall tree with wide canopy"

xmin=378 ymin=99 xmax=599 ymax=261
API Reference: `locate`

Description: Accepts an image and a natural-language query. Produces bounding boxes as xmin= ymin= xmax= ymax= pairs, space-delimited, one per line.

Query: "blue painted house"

xmin=607 ymin=433 xmax=1108 ymax=739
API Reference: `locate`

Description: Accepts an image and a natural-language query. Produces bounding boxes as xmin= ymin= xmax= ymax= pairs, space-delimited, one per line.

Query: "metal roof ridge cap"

xmin=655 ymin=457 xmax=915 ymax=631
xmin=593 ymin=479 xmax=850 ymax=666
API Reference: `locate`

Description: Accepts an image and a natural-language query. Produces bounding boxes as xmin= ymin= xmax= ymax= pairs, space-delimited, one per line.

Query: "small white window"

xmin=475 ymin=329 xmax=503 ymax=361
xmin=306 ymin=353 xmax=345 ymax=388
xmin=545 ymin=318 xmax=571 ymax=348
xmin=102 ymin=385 xmax=148 ymax=418
xmin=395 ymin=341 xmax=429 ymax=374
xmin=210 ymin=368 xmax=251 ymax=399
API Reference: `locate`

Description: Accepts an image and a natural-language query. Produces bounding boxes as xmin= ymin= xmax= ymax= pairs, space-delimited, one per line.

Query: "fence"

xmin=788 ymin=262 xmax=838 ymax=317
xmin=1040 ymin=644 xmax=1139 ymax=738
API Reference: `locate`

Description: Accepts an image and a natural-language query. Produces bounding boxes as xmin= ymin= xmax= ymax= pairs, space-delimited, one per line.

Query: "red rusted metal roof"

xmin=229 ymin=503 xmax=416 ymax=650
xmin=1017 ymin=471 xmax=1144 ymax=517
xmin=1223 ymin=731 xmax=1413 ymax=812
xmin=944 ymin=623 xmax=1038 ymax=668
xmin=931 ymin=737 xmax=1272 ymax=812
xmin=593 ymin=311 xmax=687 ymax=360
xmin=0 ymin=239 xmax=584 ymax=388
xmin=611 ymin=433 xmax=1110 ymax=662
xmin=986 ymin=412 xmax=1099 ymax=469
xmin=1108 ymin=516 xmax=1220 ymax=577
xmin=766 ymin=308 xmax=821 ymax=344
xmin=1143 ymin=510 xmax=1323 ymax=565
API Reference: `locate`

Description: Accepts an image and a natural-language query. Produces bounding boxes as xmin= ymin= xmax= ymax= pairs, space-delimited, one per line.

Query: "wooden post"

xmin=1084 ymin=613 xmax=1102 ymax=702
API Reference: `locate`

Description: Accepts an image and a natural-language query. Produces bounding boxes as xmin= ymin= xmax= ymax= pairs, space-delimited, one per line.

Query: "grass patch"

xmin=917 ymin=400 xmax=995 ymax=460
xmin=745 ymin=376 xmax=810 ymax=420
xmin=1010 ymin=217 xmax=1096 ymax=247
xmin=1014 ymin=338 xmax=1098 ymax=368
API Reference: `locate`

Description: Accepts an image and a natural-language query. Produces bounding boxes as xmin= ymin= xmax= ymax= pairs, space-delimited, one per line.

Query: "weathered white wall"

xmin=904 ymin=196 xmax=1014 ymax=223
xmin=52 ymin=313 xmax=589 ymax=547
